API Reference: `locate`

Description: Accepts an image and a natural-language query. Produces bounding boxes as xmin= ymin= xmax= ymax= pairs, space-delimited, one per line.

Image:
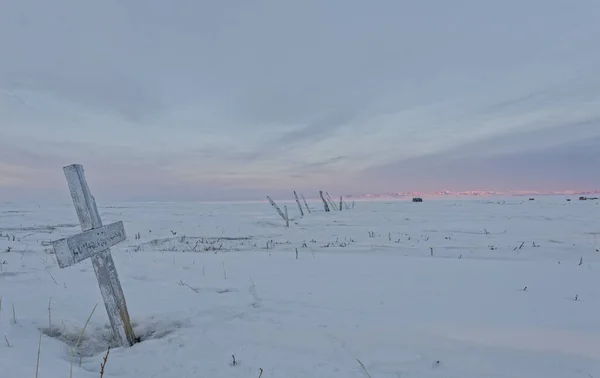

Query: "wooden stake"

xmin=284 ymin=206 xmax=289 ymax=227
xmin=293 ymin=191 xmax=304 ymax=217
xmin=325 ymin=192 xmax=337 ymax=209
xmin=319 ymin=191 xmax=330 ymax=212
xmin=300 ymin=194 xmax=311 ymax=214
xmin=266 ymin=196 xmax=287 ymax=221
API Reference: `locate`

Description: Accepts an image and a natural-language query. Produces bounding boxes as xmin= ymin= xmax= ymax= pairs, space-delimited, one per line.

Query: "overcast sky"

xmin=1 ymin=0 xmax=599 ymax=202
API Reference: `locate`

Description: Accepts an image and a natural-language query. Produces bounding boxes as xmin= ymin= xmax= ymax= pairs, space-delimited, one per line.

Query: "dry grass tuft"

xmin=99 ymin=346 xmax=111 ymax=378
xmin=70 ymin=302 xmax=99 ymax=378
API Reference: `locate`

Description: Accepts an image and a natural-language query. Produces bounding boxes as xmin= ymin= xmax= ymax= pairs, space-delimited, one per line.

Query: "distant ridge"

xmin=344 ymin=190 xmax=600 ymax=199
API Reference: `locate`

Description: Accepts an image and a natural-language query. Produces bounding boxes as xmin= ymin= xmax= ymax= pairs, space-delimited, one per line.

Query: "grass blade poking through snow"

xmin=48 ymin=298 xmax=52 ymax=335
xmin=221 ymin=255 xmax=227 ymax=280
xmin=70 ymin=302 xmax=99 ymax=378
xmin=357 ymin=359 xmax=373 ymax=378
xmin=35 ymin=333 xmax=42 ymax=378
xmin=99 ymin=346 xmax=111 ymax=378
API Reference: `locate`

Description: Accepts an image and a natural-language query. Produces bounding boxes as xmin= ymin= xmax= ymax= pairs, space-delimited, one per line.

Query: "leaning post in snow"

xmin=301 ymin=193 xmax=311 ymax=214
xmin=339 ymin=196 xmax=343 ymax=211
xmin=51 ymin=164 xmax=136 ymax=348
xmin=267 ymin=196 xmax=287 ymax=223
xmin=319 ymin=191 xmax=330 ymax=212
xmin=284 ymin=205 xmax=289 ymax=227
xmin=325 ymin=192 xmax=337 ymax=209
xmin=293 ymin=191 xmax=304 ymax=217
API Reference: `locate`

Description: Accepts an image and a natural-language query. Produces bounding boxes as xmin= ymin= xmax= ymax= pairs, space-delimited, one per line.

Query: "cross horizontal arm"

xmin=52 ymin=221 xmax=127 ymax=268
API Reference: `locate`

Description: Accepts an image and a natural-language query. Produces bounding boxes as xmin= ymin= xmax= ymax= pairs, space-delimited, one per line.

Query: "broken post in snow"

xmin=284 ymin=205 xmax=289 ymax=227
xmin=301 ymin=193 xmax=311 ymax=214
xmin=293 ymin=191 xmax=304 ymax=217
xmin=339 ymin=196 xmax=343 ymax=211
xmin=51 ymin=164 xmax=136 ymax=348
xmin=267 ymin=196 xmax=288 ymax=223
xmin=319 ymin=191 xmax=330 ymax=212
xmin=343 ymin=199 xmax=350 ymax=210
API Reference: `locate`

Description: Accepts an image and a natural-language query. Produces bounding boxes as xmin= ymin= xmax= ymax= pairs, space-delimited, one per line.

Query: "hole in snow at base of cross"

xmin=40 ymin=324 xmax=120 ymax=358
xmin=39 ymin=317 xmax=190 ymax=358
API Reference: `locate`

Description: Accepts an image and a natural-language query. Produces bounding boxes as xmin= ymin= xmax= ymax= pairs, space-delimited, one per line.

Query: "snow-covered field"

xmin=1 ymin=196 xmax=599 ymax=378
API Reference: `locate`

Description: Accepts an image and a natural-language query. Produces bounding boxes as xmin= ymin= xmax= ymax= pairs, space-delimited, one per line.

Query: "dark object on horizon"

xmin=566 ymin=199 xmax=571 ymax=201
xmin=580 ymin=196 xmax=599 ymax=201
xmin=412 ymin=197 xmax=423 ymax=203
xmin=529 ymin=198 xmax=535 ymax=201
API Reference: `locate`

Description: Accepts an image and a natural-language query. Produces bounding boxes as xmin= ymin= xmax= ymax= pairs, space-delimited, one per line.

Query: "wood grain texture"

xmin=53 ymin=221 xmax=126 ymax=268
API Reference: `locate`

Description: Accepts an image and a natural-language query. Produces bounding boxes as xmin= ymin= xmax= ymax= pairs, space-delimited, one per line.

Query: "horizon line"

xmin=2 ymin=189 xmax=598 ymax=206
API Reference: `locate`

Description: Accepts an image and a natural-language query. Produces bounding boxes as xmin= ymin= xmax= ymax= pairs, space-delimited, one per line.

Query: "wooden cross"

xmin=52 ymin=164 xmax=136 ymax=348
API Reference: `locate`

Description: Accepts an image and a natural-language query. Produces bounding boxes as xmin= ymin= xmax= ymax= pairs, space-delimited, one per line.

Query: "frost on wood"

xmin=53 ymin=164 xmax=137 ymax=348
xmin=293 ymin=191 xmax=304 ymax=217
xmin=52 ymin=221 xmax=126 ymax=268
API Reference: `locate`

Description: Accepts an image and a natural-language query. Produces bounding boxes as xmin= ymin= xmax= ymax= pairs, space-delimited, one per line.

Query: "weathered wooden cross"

xmin=52 ymin=164 xmax=136 ymax=347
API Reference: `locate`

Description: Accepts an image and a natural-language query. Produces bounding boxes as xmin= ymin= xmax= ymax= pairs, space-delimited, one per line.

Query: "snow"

xmin=1 ymin=197 xmax=599 ymax=377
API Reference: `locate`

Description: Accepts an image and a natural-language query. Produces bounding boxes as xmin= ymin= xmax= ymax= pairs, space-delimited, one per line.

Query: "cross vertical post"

xmin=57 ymin=164 xmax=136 ymax=347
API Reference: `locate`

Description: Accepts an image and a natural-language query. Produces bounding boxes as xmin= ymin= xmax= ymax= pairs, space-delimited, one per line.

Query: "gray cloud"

xmin=5 ymin=0 xmax=597 ymax=126
xmin=299 ymin=156 xmax=348 ymax=170
xmin=1 ymin=0 xmax=600 ymax=200
xmin=364 ymin=119 xmax=600 ymax=193
xmin=0 ymin=1 xmax=168 ymax=122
